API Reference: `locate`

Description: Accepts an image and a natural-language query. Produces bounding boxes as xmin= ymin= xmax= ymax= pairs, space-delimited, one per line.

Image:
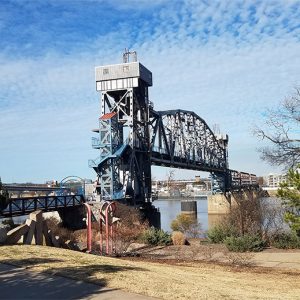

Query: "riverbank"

xmin=0 ymin=245 xmax=299 ymax=299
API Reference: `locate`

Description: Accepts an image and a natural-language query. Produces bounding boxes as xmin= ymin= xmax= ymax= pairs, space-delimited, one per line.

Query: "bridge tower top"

xmin=95 ymin=52 xmax=152 ymax=91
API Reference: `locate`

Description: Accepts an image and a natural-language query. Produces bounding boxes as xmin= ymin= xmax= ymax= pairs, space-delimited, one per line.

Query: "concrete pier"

xmin=181 ymin=200 xmax=197 ymax=219
xmin=208 ymin=189 xmax=264 ymax=215
xmin=207 ymin=194 xmax=230 ymax=214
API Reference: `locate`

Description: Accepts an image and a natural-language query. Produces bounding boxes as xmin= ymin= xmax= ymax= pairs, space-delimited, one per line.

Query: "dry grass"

xmin=0 ymin=245 xmax=299 ymax=299
xmin=172 ymin=231 xmax=186 ymax=245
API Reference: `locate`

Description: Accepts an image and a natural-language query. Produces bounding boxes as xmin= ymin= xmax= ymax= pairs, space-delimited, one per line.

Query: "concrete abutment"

xmin=208 ymin=189 xmax=264 ymax=215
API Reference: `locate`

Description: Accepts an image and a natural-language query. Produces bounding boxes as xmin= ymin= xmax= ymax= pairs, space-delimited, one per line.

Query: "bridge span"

xmin=89 ymin=51 xmax=258 ymax=205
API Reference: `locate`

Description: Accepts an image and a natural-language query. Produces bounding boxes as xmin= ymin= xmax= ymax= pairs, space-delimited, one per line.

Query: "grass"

xmin=0 ymin=245 xmax=300 ymax=299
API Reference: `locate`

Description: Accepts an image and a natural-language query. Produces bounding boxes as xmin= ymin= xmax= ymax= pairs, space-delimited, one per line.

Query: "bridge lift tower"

xmin=89 ymin=50 xmax=153 ymax=206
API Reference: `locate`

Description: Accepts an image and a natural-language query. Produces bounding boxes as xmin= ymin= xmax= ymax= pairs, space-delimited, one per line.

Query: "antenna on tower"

xmin=123 ymin=48 xmax=137 ymax=63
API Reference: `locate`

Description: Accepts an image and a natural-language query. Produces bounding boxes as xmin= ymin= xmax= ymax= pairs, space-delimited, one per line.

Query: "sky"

xmin=0 ymin=0 xmax=300 ymax=183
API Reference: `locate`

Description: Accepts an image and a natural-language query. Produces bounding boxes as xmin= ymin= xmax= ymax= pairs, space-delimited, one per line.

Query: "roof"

xmin=100 ymin=112 xmax=117 ymax=120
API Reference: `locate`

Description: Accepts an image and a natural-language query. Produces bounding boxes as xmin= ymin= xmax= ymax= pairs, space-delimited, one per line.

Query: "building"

xmin=266 ymin=173 xmax=287 ymax=188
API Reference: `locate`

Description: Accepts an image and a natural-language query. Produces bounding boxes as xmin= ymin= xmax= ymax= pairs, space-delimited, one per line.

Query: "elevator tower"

xmin=89 ymin=51 xmax=152 ymax=205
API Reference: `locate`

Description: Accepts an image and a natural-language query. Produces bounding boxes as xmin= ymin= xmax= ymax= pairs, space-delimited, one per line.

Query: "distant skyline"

xmin=1 ymin=0 xmax=300 ymax=183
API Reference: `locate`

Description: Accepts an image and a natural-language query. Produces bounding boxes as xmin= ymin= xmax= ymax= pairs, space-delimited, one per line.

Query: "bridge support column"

xmin=181 ymin=200 xmax=197 ymax=219
xmin=58 ymin=206 xmax=86 ymax=230
xmin=140 ymin=203 xmax=161 ymax=229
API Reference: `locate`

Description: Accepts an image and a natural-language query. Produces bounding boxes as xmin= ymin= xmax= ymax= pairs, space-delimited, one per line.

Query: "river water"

xmin=152 ymin=197 xmax=211 ymax=232
xmin=152 ymin=196 xmax=287 ymax=234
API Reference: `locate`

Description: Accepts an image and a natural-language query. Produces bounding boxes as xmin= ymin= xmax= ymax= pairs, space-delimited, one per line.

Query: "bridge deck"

xmin=151 ymin=151 xmax=226 ymax=173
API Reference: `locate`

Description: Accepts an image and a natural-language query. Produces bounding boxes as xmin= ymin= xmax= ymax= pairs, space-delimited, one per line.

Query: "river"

xmin=152 ymin=196 xmax=285 ymax=233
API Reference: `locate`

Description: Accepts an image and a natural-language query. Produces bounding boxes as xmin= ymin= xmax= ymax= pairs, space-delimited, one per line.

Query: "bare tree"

xmin=254 ymin=87 xmax=300 ymax=169
xmin=166 ymin=169 xmax=175 ymax=190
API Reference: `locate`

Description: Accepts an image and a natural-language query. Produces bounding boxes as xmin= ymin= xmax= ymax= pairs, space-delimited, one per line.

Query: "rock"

xmin=74 ymin=241 xmax=87 ymax=252
xmin=50 ymin=234 xmax=62 ymax=248
xmin=29 ymin=210 xmax=43 ymax=245
xmin=6 ymin=224 xmax=29 ymax=244
xmin=64 ymin=240 xmax=81 ymax=251
xmin=42 ymin=221 xmax=52 ymax=246
xmin=24 ymin=219 xmax=36 ymax=245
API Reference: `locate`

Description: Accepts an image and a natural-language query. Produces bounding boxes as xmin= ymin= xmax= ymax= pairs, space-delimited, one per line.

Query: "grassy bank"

xmin=0 ymin=245 xmax=299 ymax=299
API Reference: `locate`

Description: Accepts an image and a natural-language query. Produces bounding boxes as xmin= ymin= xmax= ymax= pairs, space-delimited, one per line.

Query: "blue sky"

xmin=1 ymin=0 xmax=300 ymax=183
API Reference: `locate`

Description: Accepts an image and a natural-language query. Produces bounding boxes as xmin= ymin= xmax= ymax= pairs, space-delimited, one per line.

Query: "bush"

xmin=225 ymin=252 xmax=254 ymax=266
xmin=45 ymin=216 xmax=75 ymax=242
xmin=113 ymin=222 xmax=148 ymax=254
xmin=141 ymin=227 xmax=172 ymax=246
xmin=113 ymin=204 xmax=149 ymax=254
xmin=224 ymin=234 xmax=265 ymax=252
xmin=171 ymin=231 xmax=186 ymax=245
xmin=171 ymin=213 xmax=202 ymax=238
xmin=271 ymin=232 xmax=300 ymax=249
xmin=207 ymin=223 xmax=239 ymax=243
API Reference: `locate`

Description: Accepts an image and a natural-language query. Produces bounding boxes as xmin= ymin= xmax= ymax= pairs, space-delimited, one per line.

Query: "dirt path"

xmin=132 ymin=243 xmax=300 ymax=270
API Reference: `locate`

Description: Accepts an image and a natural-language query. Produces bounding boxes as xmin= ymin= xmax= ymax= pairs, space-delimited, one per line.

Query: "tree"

xmin=277 ymin=167 xmax=300 ymax=237
xmin=254 ymin=87 xmax=300 ymax=169
xmin=166 ymin=169 xmax=175 ymax=190
xmin=0 ymin=177 xmax=9 ymax=211
xmin=254 ymin=88 xmax=300 ymax=236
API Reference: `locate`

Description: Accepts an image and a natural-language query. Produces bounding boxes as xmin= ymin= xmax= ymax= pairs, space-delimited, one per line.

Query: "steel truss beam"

xmin=149 ymin=109 xmax=228 ymax=173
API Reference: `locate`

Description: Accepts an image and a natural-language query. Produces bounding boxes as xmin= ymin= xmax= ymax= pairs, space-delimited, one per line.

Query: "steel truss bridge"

xmin=89 ymin=51 xmax=258 ymax=205
xmin=0 ymin=195 xmax=84 ymax=217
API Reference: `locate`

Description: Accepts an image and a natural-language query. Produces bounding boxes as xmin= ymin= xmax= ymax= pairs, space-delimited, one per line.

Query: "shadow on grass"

xmin=0 ymin=257 xmax=64 ymax=267
xmin=0 ymin=257 xmax=148 ymax=299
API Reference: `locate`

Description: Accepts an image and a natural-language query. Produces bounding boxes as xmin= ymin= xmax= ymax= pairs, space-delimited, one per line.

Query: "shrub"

xmin=224 ymin=234 xmax=265 ymax=252
xmin=171 ymin=213 xmax=202 ymax=238
xmin=45 ymin=216 xmax=75 ymax=242
xmin=113 ymin=221 xmax=148 ymax=254
xmin=207 ymin=223 xmax=239 ymax=243
xmin=225 ymin=252 xmax=254 ymax=266
xmin=171 ymin=231 xmax=186 ymax=245
xmin=112 ymin=203 xmax=149 ymax=254
xmin=141 ymin=227 xmax=172 ymax=246
xmin=271 ymin=232 xmax=300 ymax=249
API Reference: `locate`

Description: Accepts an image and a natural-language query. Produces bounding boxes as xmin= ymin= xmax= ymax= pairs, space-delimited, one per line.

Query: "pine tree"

xmin=277 ymin=167 xmax=300 ymax=236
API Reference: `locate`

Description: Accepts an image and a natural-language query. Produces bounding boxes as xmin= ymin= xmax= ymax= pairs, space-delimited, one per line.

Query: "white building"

xmin=266 ymin=173 xmax=287 ymax=188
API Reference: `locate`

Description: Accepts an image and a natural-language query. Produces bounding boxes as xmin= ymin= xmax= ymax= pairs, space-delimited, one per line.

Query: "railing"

xmin=89 ymin=139 xmax=130 ymax=168
xmin=91 ymin=137 xmax=101 ymax=149
xmin=0 ymin=194 xmax=84 ymax=217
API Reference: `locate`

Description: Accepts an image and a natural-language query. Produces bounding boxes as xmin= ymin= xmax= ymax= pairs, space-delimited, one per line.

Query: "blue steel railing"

xmin=89 ymin=141 xmax=129 ymax=168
